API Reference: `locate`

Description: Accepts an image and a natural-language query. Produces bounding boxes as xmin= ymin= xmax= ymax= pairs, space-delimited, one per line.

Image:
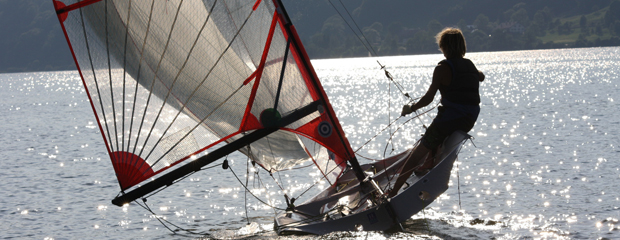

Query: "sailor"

xmin=389 ymin=27 xmax=485 ymax=197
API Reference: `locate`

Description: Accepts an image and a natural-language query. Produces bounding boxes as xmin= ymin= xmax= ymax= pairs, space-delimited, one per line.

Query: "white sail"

xmin=54 ymin=0 xmax=469 ymax=235
xmin=55 ymin=0 xmax=352 ymax=192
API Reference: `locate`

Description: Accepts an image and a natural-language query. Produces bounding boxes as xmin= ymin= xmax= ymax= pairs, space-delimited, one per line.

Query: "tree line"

xmin=2 ymin=0 xmax=620 ymax=73
xmin=300 ymin=0 xmax=620 ymax=59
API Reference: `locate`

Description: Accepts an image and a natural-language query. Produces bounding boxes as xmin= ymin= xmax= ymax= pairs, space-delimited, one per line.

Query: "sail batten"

xmin=138 ymin=0 xmax=218 ymax=163
xmin=132 ymin=0 xmax=184 ymax=162
xmin=77 ymin=3 xmax=118 ymax=155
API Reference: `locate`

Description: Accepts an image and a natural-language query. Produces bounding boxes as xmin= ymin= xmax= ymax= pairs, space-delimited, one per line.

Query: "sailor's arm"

xmin=401 ymin=64 xmax=447 ymax=116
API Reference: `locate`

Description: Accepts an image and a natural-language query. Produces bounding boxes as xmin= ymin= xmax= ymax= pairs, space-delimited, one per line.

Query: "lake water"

xmin=1 ymin=47 xmax=619 ymax=239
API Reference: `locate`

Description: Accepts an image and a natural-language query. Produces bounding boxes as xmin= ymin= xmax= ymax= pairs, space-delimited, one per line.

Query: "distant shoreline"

xmin=3 ymin=46 xmax=617 ymax=75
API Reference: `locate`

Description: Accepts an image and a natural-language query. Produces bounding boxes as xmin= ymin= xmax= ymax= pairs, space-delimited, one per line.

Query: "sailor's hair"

xmin=435 ymin=28 xmax=467 ymax=58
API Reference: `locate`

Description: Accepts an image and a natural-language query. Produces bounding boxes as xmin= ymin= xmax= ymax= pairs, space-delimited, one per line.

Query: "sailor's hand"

xmin=401 ymin=104 xmax=413 ymax=116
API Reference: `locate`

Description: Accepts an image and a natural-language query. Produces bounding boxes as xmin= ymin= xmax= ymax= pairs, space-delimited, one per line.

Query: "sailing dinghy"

xmin=53 ymin=0 xmax=470 ymax=235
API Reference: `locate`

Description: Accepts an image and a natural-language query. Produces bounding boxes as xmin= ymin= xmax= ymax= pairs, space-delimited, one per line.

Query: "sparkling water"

xmin=1 ymin=47 xmax=618 ymax=239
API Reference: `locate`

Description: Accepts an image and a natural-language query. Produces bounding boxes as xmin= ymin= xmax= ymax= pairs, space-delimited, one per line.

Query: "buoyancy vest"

xmin=438 ymin=58 xmax=481 ymax=105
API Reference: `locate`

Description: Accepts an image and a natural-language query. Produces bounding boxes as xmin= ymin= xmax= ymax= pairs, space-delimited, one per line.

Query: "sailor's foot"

xmin=414 ymin=169 xmax=430 ymax=176
xmin=387 ymin=182 xmax=409 ymax=198
xmin=413 ymin=158 xmax=436 ymax=176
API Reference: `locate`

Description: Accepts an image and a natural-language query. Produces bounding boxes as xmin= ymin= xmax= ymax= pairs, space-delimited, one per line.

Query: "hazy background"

xmin=2 ymin=0 xmax=620 ymax=73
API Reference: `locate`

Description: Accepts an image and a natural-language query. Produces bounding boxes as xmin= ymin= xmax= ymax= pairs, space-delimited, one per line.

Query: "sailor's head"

xmin=435 ymin=27 xmax=466 ymax=59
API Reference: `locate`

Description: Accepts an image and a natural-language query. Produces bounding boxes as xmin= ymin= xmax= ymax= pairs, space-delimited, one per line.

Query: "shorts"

xmin=421 ymin=106 xmax=477 ymax=149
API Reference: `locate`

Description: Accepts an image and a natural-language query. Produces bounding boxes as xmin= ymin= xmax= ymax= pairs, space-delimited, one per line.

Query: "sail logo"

xmin=317 ymin=121 xmax=333 ymax=138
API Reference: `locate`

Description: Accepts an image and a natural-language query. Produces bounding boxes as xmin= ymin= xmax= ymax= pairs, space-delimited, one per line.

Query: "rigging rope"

xmin=129 ymin=162 xmax=223 ymax=236
xmin=327 ymin=0 xmax=412 ymax=99
xmin=387 ymin=82 xmax=394 ymax=157
xmin=326 ymin=0 xmax=425 ymax=163
xmin=354 ymin=103 xmax=436 ymax=154
xmin=377 ymin=61 xmax=411 ymax=100
xmin=137 ymin=199 xmax=208 ymax=236
xmin=457 ymin=157 xmax=462 ymax=211
xmin=455 ymin=137 xmax=476 ymax=211
xmin=244 ymin=153 xmax=251 ymax=224
xmin=327 ymin=0 xmax=377 ymax=57
xmin=227 ymin=162 xmax=287 ymax=211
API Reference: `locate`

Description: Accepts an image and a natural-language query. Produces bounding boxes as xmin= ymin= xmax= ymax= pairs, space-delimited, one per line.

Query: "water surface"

xmin=0 ymin=47 xmax=618 ymax=239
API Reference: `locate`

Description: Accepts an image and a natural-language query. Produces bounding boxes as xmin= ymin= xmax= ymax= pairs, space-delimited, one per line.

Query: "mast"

xmin=272 ymin=0 xmax=368 ymax=184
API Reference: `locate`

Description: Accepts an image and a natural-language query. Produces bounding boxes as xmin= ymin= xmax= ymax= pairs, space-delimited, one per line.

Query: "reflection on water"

xmin=315 ymin=47 xmax=619 ymax=239
xmin=0 ymin=47 xmax=619 ymax=239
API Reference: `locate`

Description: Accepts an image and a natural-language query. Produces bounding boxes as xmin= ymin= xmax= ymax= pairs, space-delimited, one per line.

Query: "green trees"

xmin=306 ymin=0 xmax=620 ymax=59
xmin=0 ymin=0 xmax=74 ymax=73
xmin=4 ymin=0 xmax=620 ymax=72
xmin=606 ymin=0 xmax=620 ymax=35
xmin=605 ymin=1 xmax=620 ymax=25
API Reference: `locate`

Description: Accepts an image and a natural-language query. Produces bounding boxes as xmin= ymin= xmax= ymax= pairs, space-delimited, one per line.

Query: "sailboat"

xmin=53 ymin=0 xmax=470 ymax=235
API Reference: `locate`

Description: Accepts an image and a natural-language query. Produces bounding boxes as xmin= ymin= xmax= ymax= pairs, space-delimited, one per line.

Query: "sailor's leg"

xmin=388 ymin=143 xmax=430 ymax=197
xmin=413 ymin=146 xmax=439 ymax=175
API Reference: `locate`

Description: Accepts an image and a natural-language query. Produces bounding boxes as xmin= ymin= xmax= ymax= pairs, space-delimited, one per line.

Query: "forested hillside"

xmin=2 ymin=0 xmax=620 ymax=73
xmin=286 ymin=0 xmax=620 ymax=58
xmin=0 ymin=0 xmax=74 ymax=73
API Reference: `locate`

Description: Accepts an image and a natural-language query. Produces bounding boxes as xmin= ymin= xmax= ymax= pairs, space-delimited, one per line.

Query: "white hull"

xmin=275 ymin=131 xmax=470 ymax=235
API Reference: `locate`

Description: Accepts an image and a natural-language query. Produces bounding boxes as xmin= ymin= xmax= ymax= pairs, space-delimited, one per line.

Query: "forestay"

xmin=54 ymin=0 xmax=358 ymax=202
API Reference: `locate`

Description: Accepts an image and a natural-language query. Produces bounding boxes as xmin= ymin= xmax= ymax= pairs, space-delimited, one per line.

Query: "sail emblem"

xmin=260 ymin=108 xmax=281 ymax=128
xmin=317 ymin=121 xmax=333 ymax=138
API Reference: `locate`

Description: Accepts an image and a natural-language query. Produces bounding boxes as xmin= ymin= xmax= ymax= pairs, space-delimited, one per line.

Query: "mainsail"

xmin=54 ymin=0 xmax=364 ymax=204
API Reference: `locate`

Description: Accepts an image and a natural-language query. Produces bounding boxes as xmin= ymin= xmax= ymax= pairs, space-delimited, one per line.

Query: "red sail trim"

xmin=293 ymin=118 xmax=348 ymax=167
xmin=252 ymin=0 xmax=263 ymax=11
xmin=238 ymin=127 xmax=345 ymax=180
xmin=149 ymin=130 xmax=239 ymax=171
xmin=241 ymin=112 xmax=262 ymax=132
xmin=53 ymin=1 xmax=115 ymax=174
xmin=289 ymin=26 xmax=356 ymax=159
xmin=55 ymin=0 xmax=102 ymax=15
xmin=273 ymin=11 xmax=355 ymax=161
xmin=83 ymin=0 xmax=207 ymax=167
xmin=149 ymin=131 xmax=239 ymax=176
xmin=242 ymin=68 xmax=258 ymax=85
xmin=112 ymin=152 xmax=155 ymax=190
xmin=240 ymin=63 xmax=262 ymax=131
xmin=274 ymin=18 xmax=319 ymax=102
xmin=240 ymin=11 xmax=279 ymax=131
xmin=272 ymin=127 xmax=346 ymax=163
xmin=53 ymin=1 xmax=68 ymax=23
xmin=118 ymin=130 xmax=244 ymax=190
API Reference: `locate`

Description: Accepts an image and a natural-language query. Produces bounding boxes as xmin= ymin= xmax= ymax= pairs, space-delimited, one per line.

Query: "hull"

xmin=275 ymin=130 xmax=470 ymax=235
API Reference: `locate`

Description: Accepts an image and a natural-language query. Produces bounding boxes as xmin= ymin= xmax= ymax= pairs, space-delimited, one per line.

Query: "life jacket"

xmin=438 ymin=58 xmax=481 ymax=105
